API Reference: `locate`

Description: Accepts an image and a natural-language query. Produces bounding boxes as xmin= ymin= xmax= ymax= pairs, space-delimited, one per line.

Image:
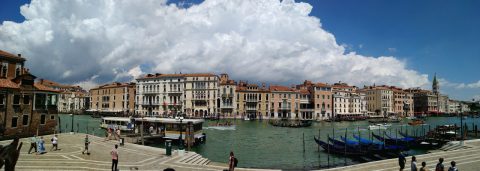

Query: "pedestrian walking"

xmin=228 ymin=151 xmax=237 ymax=171
xmin=420 ymin=161 xmax=428 ymax=171
xmin=50 ymin=135 xmax=58 ymax=151
xmin=436 ymin=158 xmax=445 ymax=171
xmin=82 ymin=135 xmax=90 ymax=155
xmin=28 ymin=135 xmax=38 ymax=154
xmin=111 ymin=144 xmax=119 ymax=171
xmin=411 ymin=156 xmax=418 ymax=171
xmin=37 ymin=136 xmax=46 ymax=155
xmin=399 ymin=152 xmax=406 ymax=171
xmin=448 ymin=161 xmax=458 ymax=171
xmin=105 ymin=128 xmax=112 ymax=141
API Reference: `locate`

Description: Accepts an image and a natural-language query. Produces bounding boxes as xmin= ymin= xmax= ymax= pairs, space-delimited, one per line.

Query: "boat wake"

xmin=203 ymin=126 xmax=236 ymax=131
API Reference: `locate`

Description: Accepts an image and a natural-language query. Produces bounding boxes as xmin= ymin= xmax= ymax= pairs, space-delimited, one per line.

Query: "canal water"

xmin=57 ymin=114 xmax=480 ymax=170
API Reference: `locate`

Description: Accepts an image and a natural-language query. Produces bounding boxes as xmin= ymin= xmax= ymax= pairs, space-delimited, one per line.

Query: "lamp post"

xmin=70 ymin=113 xmax=74 ymax=133
xmin=176 ymin=116 xmax=184 ymax=150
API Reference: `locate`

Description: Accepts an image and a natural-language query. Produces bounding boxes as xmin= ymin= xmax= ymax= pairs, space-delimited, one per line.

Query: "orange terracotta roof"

xmin=0 ymin=79 xmax=20 ymax=89
xmin=0 ymin=50 xmax=26 ymax=61
xmin=299 ymin=89 xmax=310 ymax=95
xmin=39 ymin=79 xmax=78 ymax=89
xmin=91 ymin=82 xmax=135 ymax=90
xmin=220 ymin=79 xmax=236 ymax=85
xmin=315 ymin=82 xmax=331 ymax=87
xmin=269 ymin=85 xmax=295 ymax=92
xmin=34 ymin=83 xmax=61 ymax=92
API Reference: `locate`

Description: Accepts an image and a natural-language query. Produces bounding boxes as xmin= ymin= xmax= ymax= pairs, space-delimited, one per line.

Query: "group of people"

xmin=27 ymin=135 xmax=59 ymax=154
xmin=399 ymin=153 xmax=458 ymax=171
xmin=105 ymin=127 xmax=121 ymax=141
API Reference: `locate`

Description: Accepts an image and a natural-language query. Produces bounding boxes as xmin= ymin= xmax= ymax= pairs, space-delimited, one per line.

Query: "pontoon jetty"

xmin=101 ymin=117 xmax=206 ymax=146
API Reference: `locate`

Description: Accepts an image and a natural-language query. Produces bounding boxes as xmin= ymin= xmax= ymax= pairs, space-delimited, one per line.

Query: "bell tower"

xmin=432 ymin=73 xmax=439 ymax=94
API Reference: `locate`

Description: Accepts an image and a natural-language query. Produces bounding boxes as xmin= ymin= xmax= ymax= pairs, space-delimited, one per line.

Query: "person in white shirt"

xmin=411 ymin=156 xmax=418 ymax=171
xmin=50 ymin=135 xmax=58 ymax=151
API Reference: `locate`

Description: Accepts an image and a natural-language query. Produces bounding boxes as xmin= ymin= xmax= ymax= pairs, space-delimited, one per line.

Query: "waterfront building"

xmin=313 ymin=83 xmax=333 ymax=120
xmin=135 ymin=73 xmax=185 ymax=117
xmin=236 ymin=81 xmax=270 ymax=119
xmin=37 ymin=79 xmax=88 ymax=114
xmin=332 ymin=82 xmax=368 ymax=118
xmin=448 ymin=100 xmax=461 ymax=114
xmin=363 ymin=86 xmax=394 ymax=117
xmin=406 ymin=88 xmax=438 ymax=115
xmin=89 ymin=82 xmax=136 ymax=116
xmin=391 ymin=87 xmax=414 ymax=117
xmin=218 ymin=74 xmax=237 ymax=118
xmin=296 ymin=81 xmax=331 ymax=120
xmin=269 ymin=85 xmax=300 ymax=119
xmin=0 ymin=50 xmax=59 ymax=138
xmin=183 ymin=73 xmax=219 ymax=117
xmin=460 ymin=102 xmax=471 ymax=113
xmin=438 ymin=94 xmax=449 ymax=113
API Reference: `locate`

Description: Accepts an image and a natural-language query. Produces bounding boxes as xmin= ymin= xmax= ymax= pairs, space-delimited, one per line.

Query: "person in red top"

xmin=111 ymin=144 xmax=118 ymax=171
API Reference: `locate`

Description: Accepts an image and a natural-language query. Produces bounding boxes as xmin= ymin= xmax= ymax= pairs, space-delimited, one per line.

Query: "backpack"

xmin=51 ymin=138 xmax=54 ymax=142
xmin=233 ymin=157 xmax=238 ymax=167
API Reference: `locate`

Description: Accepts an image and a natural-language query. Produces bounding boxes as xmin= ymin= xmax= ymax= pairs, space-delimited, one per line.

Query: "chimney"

xmin=17 ymin=54 xmax=21 ymax=57
xmin=262 ymin=82 xmax=266 ymax=89
xmin=40 ymin=79 xmax=44 ymax=84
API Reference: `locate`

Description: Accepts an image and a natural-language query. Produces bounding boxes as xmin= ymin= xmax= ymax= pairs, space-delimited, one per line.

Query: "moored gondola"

xmin=314 ymin=137 xmax=366 ymax=156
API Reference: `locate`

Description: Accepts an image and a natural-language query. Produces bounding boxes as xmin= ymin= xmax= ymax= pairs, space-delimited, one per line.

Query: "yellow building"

xmin=89 ymin=82 xmax=136 ymax=116
xmin=183 ymin=73 xmax=219 ymax=117
xmin=219 ymin=74 xmax=236 ymax=117
xmin=363 ymin=86 xmax=394 ymax=117
xmin=236 ymin=81 xmax=270 ymax=119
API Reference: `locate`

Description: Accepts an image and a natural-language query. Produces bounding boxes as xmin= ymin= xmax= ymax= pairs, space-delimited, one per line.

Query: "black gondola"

xmin=314 ymin=136 xmax=365 ymax=156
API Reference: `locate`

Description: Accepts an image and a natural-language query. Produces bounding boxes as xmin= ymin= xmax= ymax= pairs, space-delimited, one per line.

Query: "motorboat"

xmin=368 ymin=123 xmax=391 ymax=130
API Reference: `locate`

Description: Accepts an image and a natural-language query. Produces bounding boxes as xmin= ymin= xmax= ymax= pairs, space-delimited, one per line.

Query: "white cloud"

xmin=388 ymin=47 xmax=397 ymax=52
xmin=456 ymin=80 xmax=480 ymax=89
xmin=74 ymin=75 xmax=99 ymax=90
xmin=0 ymin=0 xmax=429 ymax=88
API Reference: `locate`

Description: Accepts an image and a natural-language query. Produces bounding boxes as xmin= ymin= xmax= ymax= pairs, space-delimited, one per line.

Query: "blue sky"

xmin=1 ymin=0 xmax=479 ymax=100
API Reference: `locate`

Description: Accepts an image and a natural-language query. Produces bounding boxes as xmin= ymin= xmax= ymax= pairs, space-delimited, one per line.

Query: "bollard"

xmin=475 ymin=125 xmax=478 ymax=137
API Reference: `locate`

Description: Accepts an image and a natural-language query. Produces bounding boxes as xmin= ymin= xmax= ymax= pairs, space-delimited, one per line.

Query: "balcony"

xmin=279 ymin=106 xmax=291 ymax=110
xmin=192 ymin=97 xmax=207 ymax=101
xmin=143 ymin=90 xmax=160 ymax=94
xmin=168 ymin=90 xmax=182 ymax=94
xmin=246 ymin=98 xmax=258 ymax=103
xmin=222 ymin=94 xmax=233 ymax=98
xmin=246 ymin=107 xmax=257 ymax=111
xmin=299 ymin=108 xmax=314 ymax=112
xmin=139 ymin=102 xmax=161 ymax=106
xmin=300 ymin=99 xmax=310 ymax=104
xmin=221 ymin=105 xmax=234 ymax=108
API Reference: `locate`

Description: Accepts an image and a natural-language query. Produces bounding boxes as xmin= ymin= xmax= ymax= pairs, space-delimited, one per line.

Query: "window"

xmin=22 ymin=114 xmax=29 ymax=126
xmin=15 ymin=64 xmax=21 ymax=77
xmin=13 ymin=95 xmax=20 ymax=105
xmin=1 ymin=63 xmax=8 ymax=77
xmin=11 ymin=116 xmax=18 ymax=128
xmin=23 ymin=95 xmax=30 ymax=104
xmin=40 ymin=115 xmax=46 ymax=125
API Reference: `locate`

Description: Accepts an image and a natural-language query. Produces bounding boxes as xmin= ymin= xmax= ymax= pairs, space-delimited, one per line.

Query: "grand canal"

xmin=57 ymin=114 xmax=480 ymax=170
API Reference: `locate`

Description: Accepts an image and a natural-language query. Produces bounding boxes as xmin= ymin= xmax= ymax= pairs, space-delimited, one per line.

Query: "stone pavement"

xmin=319 ymin=139 xmax=480 ymax=171
xmin=1 ymin=133 xmax=278 ymax=171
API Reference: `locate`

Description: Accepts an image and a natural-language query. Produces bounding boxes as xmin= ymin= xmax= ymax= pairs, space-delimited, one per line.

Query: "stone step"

xmin=184 ymin=154 xmax=202 ymax=164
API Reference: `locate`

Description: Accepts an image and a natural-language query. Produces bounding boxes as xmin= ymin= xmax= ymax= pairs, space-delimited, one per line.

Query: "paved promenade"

xmin=319 ymin=139 xmax=480 ymax=171
xmin=1 ymin=133 xmax=277 ymax=171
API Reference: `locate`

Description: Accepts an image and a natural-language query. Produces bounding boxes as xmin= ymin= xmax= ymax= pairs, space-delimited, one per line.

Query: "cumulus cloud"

xmin=0 ymin=0 xmax=429 ymax=90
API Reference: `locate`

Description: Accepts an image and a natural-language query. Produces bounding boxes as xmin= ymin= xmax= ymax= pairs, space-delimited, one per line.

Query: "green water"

xmin=57 ymin=114 xmax=480 ymax=170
